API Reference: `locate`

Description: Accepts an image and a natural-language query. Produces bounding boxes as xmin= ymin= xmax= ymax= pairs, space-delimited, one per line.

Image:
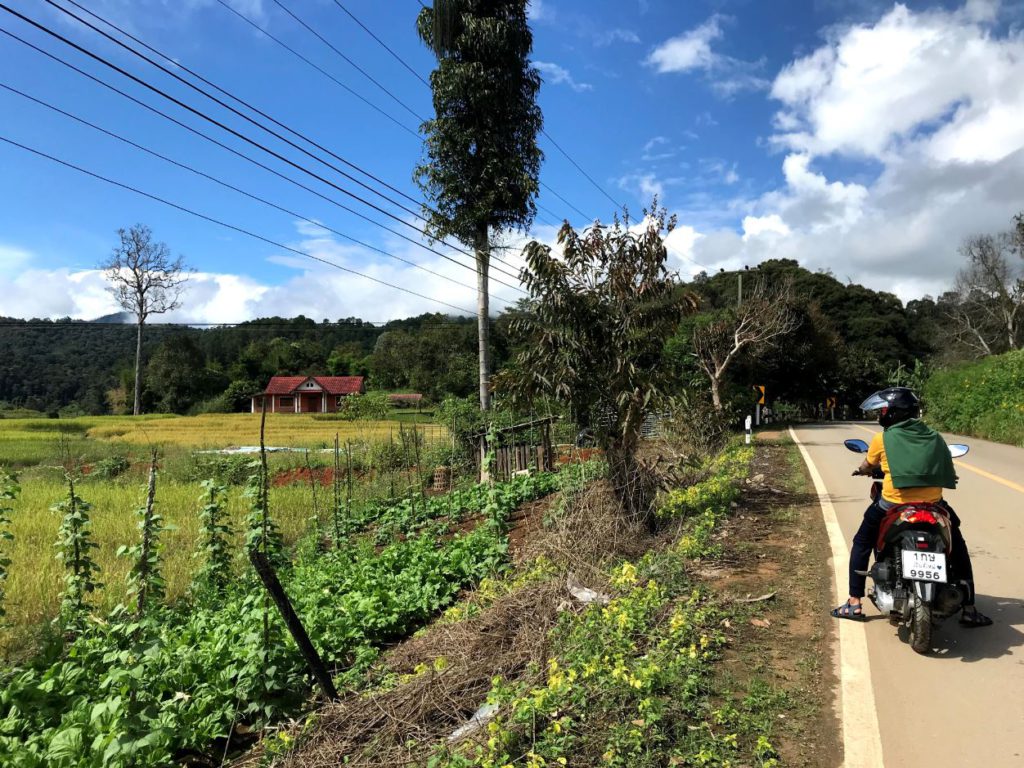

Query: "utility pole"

xmin=737 ymin=271 xmax=742 ymax=308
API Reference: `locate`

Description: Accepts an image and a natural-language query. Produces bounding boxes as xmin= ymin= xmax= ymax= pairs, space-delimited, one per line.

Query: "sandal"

xmin=959 ymin=609 xmax=993 ymax=628
xmin=831 ymin=601 xmax=866 ymax=621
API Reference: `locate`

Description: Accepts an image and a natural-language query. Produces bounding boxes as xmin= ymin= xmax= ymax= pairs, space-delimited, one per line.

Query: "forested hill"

xmin=0 ymin=260 xmax=950 ymax=416
xmin=0 ymin=314 xmax=485 ymax=415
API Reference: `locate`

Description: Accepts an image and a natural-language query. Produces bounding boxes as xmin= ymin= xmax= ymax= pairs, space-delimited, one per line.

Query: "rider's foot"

xmin=831 ymin=599 xmax=866 ymax=621
xmin=959 ymin=606 xmax=993 ymax=628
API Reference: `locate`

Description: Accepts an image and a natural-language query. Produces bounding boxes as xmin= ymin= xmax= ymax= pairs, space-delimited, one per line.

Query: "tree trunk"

xmin=133 ymin=319 xmax=144 ymax=416
xmin=709 ymin=374 xmax=723 ymax=412
xmin=475 ymin=223 xmax=492 ymax=411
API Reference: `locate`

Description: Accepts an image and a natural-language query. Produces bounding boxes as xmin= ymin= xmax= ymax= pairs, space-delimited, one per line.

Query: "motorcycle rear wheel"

xmin=908 ymin=595 xmax=932 ymax=654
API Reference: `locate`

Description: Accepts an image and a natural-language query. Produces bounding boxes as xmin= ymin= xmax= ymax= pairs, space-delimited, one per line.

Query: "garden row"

xmin=0 ymin=455 xmax=560 ymax=767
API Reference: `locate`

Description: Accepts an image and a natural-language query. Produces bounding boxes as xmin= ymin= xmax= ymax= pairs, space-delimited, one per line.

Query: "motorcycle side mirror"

xmin=949 ymin=444 xmax=970 ymax=458
xmin=844 ymin=438 xmax=870 ymax=454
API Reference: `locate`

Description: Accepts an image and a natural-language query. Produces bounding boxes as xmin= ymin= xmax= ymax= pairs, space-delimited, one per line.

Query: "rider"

xmin=831 ymin=386 xmax=992 ymax=627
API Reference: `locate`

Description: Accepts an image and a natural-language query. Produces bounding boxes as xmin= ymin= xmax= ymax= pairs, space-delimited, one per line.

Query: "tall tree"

xmin=691 ymin=278 xmax=797 ymax=411
xmin=100 ymin=225 xmax=189 ymax=415
xmin=416 ymin=0 xmax=543 ymax=410
xmin=950 ymin=222 xmax=1024 ymax=356
xmin=503 ymin=209 xmax=698 ymax=518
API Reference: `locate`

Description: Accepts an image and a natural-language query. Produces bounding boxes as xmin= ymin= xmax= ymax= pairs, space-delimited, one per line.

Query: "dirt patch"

xmin=238 ymin=580 xmax=565 ymax=768
xmin=702 ymin=441 xmax=841 ymax=768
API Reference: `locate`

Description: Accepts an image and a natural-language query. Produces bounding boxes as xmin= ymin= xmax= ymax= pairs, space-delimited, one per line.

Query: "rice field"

xmin=0 ymin=413 xmax=448 ymax=657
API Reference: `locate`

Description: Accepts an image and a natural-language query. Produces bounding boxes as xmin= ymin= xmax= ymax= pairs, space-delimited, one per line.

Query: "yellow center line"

xmin=852 ymin=423 xmax=1024 ymax=495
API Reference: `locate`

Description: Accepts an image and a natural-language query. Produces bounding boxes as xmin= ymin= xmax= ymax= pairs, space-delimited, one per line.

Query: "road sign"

xmin=826 ymin=396 xmax=837 ymax=409
xmin=754 ymin=385 xmax=766 ymax=405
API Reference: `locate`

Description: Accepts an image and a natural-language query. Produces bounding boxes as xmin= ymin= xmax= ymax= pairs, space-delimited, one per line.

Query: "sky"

xmin=1 ymin=0 xmax=1023 ymax=323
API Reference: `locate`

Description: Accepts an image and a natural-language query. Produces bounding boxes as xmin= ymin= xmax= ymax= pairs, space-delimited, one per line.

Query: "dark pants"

xmin=848 ymin=500 xmax=975 ymax=604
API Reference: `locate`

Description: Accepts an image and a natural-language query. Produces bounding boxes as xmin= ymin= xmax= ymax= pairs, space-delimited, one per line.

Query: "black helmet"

xmin=860 ymin=387 xmax=921 ymax=428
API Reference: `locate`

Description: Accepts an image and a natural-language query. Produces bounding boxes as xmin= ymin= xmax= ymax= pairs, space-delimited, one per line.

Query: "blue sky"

xmin=1 ymin=0 xmax=1023 ymax=322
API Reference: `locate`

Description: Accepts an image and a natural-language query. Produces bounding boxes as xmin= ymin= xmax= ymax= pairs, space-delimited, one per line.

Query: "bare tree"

xmin=692 ymin=278 xmax=797 ymax=411
xmin=949 ymin=226 xmax=1023 ymax=356
xmin=101 ymin=225 xmax=189 ymax=415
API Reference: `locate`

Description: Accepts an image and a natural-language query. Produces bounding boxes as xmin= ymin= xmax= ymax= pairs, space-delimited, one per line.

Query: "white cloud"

xmin=534 ymin=61 xmax=593 ymax=92
xmin=646 ymin=16 xmax=723 ymax=73
xmin=771 ymin=3 xmax=1024 ymax=162
xmin=675 ymin=1 xmax=1024 ymax=300
xmin=741 ymin=214 xmax=790 ymax=241
xmin=0 ymin=224 xmax=533 ymax=323
xmin=646 ymin=16 xmax=768 ymax=96
xmin=594 ymin=28 xmax=641 ymax=46
xmin=527 ymin=0 xmax=550 ymax=22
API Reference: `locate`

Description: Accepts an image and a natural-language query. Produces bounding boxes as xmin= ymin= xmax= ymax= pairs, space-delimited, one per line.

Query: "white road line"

xmin=789 ymin=427 xmax=885 ymax=768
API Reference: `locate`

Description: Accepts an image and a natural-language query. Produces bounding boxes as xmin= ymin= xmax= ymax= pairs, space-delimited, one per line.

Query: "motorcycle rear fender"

xmin=912 ymin=580 xmax=935 ymax=603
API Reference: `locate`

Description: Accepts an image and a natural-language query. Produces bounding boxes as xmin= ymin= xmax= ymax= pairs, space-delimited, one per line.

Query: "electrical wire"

xmin=270 ymin=0 xmax=426 ymax=123
xmin=332 ymin=0 xmax=430 ymax=88
xmin=218 ymin=0 xmax=420 ymax=137
xmin=0 ymin=134 xmax=479 ymax=315
xmin=0 ymin=81 xmax=520 ymax=304
xmin=38 ymin=0 xmax=529 ymax=285
xmin=0 ymin=25 xmax=526 ymax=294
xmin=58 ymin=0 xmax=423 ymax=210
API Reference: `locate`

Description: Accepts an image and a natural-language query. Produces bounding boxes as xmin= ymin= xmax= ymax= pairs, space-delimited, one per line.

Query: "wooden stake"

xmin=248 ymin=549 xmax=338 ymax=702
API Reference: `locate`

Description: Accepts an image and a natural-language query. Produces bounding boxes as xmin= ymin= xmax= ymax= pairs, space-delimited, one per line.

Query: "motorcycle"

xmin=843 ymin=437 xmax=971 ymax=654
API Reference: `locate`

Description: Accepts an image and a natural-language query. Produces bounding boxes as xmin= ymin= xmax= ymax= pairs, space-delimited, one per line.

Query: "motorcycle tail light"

xmin=916 ymin=541 xmax=930 ymax=549
xmin=903 ymin=510 xmax=938 ymax=525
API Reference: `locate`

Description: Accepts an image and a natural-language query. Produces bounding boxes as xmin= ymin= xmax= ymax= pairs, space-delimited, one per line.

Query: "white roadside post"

xmin=745 ymin=414 xmax=753 ymax=445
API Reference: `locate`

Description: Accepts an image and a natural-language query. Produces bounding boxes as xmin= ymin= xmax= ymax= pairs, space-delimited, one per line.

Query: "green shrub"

xmin=925 ymin=350 xmax=1024 ymax=446
xmin=90 ymin=456 xmax=130 ymax=480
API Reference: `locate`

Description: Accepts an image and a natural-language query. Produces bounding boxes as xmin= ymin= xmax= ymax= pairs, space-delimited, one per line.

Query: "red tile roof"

xmin=262 ymin=376 xmax=365 ymax=396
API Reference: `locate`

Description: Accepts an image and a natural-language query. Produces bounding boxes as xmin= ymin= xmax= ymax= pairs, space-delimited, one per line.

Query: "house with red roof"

xmin=251 ymin=376 xmax=366 ymax=414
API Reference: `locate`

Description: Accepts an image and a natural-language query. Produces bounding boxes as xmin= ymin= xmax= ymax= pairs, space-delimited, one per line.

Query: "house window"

xmin=279 ymin=396 xmax=294 ymax=407
xmin=336 ymin=396 xmax=344 ymax=407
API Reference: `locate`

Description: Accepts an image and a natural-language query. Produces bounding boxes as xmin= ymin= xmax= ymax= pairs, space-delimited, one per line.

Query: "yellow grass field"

xmin=0 ymin=413 xmax=447 ymax=656
xmin=1 ymin=477 xmax=315 ymax=657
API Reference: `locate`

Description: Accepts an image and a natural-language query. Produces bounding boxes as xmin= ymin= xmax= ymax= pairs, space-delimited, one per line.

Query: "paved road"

xmin=792 ymin=422 xmax=1024 ymax=768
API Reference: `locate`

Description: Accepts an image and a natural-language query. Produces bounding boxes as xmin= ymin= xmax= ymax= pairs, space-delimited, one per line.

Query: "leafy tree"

xmin=503 ymin=209 xmax=697 ymax=517
xmin=100 ymin=225 xmax=190 ymax=416
xmin=145 ymin=335 xmax=226 ymax=413
xmin=416 ymin=0 xmax=544 ymax=410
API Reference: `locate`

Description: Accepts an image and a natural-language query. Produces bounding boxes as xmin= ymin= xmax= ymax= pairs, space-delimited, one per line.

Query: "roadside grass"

xmin=925 ymin=349 xmax=1024 ymax=447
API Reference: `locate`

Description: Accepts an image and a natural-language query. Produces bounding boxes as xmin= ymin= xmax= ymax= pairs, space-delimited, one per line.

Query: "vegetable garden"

xmin=0 ymin=413 xmax=561 ymax=766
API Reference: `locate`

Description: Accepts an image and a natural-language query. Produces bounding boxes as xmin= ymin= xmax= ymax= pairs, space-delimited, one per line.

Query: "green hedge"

xmin=924 ymin=350 xmax=1024 ymax=447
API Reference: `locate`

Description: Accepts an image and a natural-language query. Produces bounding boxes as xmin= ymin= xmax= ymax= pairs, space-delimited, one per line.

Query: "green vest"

xmin=882 ymin=419 xmax=958 ymax=490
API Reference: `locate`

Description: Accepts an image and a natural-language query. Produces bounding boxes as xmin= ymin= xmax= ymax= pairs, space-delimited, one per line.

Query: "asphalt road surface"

xmin=792 ymin=422 xmax=1024 ymax=768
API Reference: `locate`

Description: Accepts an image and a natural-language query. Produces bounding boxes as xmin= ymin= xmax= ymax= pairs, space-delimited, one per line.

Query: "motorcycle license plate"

xmin=901 ymin=550 xmax=947 ymax=583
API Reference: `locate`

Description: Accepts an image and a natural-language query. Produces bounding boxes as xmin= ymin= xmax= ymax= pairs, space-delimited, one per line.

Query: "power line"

xmin=0 ymin=134 xmax=479 ymax=315
xmin=41 ymin=1 xmax=422 ymax=222
xmin=38 ymin=0 xmax=528 ymax=285
xmin=58 ymin=0 xmax=423 ymax=210
xmin=0 ymin=7 xmax=527 ymax=291
xmin=0 ymin=81 xmax=522 ymax=304
xmin=0 ymin=27 xmax=525 ymax=295
xmin=540 ymin=129 xmax=623 ymax=212
xmin=215 ymin=0 xmax=419 ymax=137
xmin=331 ymin=0 xmax=430 ymax=88
xmin=270 ymin=0 xmax=426 ymax=124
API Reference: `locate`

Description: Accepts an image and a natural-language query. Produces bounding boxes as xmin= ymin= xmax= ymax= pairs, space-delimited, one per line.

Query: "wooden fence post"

xmin=248 ymin=549 xmax=339 ymax=702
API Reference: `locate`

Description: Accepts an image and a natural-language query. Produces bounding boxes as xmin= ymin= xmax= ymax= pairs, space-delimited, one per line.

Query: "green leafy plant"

xmin=52 ymin=473 xmax=102 ymax=635
xmin=193 ymin=480 xmax=232 ymax=596
xmin=119 ymin=452 xmax=167 ymax=616
xmin=0 ymin=470 xmax=18 ymax=621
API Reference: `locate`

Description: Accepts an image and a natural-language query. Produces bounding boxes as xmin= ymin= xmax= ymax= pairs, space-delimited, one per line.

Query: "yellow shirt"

xmin=867 ymin=432 xmax=943 ymax=504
